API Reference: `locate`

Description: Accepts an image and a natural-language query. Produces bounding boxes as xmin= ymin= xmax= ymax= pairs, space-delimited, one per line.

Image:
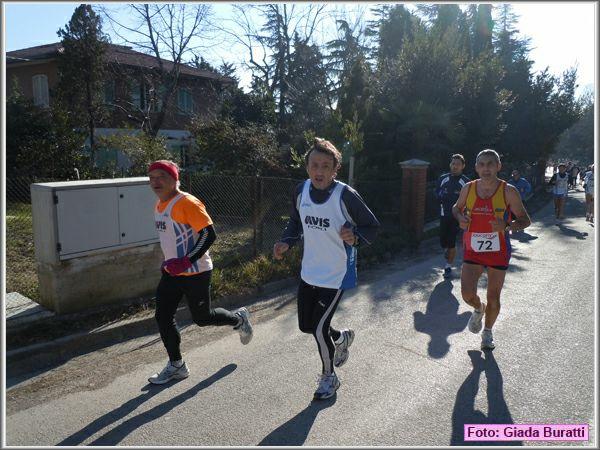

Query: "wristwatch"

xmin=504 ymin=222 xmax=512 ymax=232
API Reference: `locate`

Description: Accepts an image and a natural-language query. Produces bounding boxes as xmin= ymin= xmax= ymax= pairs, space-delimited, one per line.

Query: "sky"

xmin=2 ymin=2 xmax=596 ymax=96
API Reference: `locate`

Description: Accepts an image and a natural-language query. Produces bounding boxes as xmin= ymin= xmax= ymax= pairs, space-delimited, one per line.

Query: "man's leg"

xmin=310 ymin=287 xmax=344 ymax=400
xmin=182 ymin=271 xmax=239 ymax=327
xmin=447 ymin=247 xmax=457 ymax=264
xmin=155 ymin=273 xmax=185 ymax=361
xmin=481 ymin=267 xmax=507 ymax=350
xmin=149 ymin=273 xmax=191 ymax=384
xmin=461 ymin=262 xmax=484 ymax=310
xmin=559 ymin=196 xmax=566 ymax=219
xmin=310 ymin=288 xmax=344 ymax=376
xmin=484 ymin=267 xmax=507 ymax=329
xmin=297 ymin=280 xmax=317 ymax=335
xmin=554 ymin=197 xmax=560 ymax=218
xmin=462 ymin=262 xmax=487 ymax=334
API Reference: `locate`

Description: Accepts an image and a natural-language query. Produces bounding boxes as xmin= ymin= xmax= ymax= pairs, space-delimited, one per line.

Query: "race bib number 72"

xmin=470 ymin=232 xmax=500 ymax=252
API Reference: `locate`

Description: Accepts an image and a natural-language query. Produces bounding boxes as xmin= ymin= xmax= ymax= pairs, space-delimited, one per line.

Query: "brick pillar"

xmin=399 ymin=159 xmax=430 ymax=240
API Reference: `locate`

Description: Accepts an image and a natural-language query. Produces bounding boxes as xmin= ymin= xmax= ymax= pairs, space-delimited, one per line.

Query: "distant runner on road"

xmin=147 ymin=160 xmax=253 ymax=385
xmin=548 ymin=163 xmax=569 ymax=222
xmin=452 ymin=149 xmax=531 ymax=350
xmin=273 ymin=137 xmax=380 ymax=400
xmin=507 ymin=169 xmax=532 ymax=201
xmin=436 ymin=154 xmax=470 ymax=279
xmin=584 ymin=164 xmax=594 ymax=223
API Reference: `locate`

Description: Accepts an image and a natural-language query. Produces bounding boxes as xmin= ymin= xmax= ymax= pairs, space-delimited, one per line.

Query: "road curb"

xmin=6 ymin=277 xmax=299 ymax=380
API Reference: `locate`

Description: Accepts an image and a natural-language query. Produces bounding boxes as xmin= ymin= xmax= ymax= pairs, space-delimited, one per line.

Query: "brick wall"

xmin=400 ymin=160 xmax=430 ymax=239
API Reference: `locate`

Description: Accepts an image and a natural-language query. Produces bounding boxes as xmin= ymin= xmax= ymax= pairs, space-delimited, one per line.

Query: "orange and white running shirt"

xmin=155 ymin=192 xmax=213 ymax=275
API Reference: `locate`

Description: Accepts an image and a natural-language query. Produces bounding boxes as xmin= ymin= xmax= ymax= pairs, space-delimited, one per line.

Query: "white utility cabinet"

xmin=31 ymin=178 xmax=159 ymax=261
xmin=30 ymin=178 xmax=164 ymax=313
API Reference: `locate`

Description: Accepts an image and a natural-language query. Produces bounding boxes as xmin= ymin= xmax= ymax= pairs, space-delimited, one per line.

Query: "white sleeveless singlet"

xmin=155 ymin=193 xmax=212 ymax=274
xmin=299 ymin=180 xmax=357 ymax=289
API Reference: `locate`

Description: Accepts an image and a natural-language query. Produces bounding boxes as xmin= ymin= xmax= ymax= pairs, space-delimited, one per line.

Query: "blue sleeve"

xmin=524 ymin=179 xmax=532 ymax=195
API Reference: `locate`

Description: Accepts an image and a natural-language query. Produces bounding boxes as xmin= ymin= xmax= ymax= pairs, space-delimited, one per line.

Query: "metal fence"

xmin=184 ymin=174 xmax=304 ymax=265
xmin=5 ymin=174 xmax=407 ymax=301
xmin=6 ymin=164 xmax=549 ymax=301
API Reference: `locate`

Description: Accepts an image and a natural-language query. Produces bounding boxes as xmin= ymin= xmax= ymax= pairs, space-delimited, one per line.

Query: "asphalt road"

xmin=4 ymin=190 xmax=596 ymax=447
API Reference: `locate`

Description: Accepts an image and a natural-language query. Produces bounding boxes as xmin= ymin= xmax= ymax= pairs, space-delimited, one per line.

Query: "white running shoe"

xmin=233 ymin=307 xmax=253 ymax=345
xmin=313 ymin=373 xmax=340 ymax=400
xmin=148 ymin=361 xmax=190 ymax=385
xmin=334 ymin=329 xmax=355 ymax=368
xmin=481 ymin=329 xmax=495 ymax=350
xmin=468 ymin=303 xmax=485 ymax=334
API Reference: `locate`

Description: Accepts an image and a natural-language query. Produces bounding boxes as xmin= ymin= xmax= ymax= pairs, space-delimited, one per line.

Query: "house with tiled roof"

xmin=6 ymin=42 xmax=235 ymax=167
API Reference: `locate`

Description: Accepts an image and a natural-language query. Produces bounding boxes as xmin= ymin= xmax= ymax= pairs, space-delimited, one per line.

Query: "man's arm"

xmin=274 ymin=183 xmax=304 ymax=260
xmin=279 ymin=183 xmax=304 ymax=248
xmin=186 ymin=224 xmax=216 ymax=263
xmin=548 ymin=173 xmax=557 ymax=185
xmin=162 ymin=226 xmax=216 ymax=275
xmin=435 ymin=175 xmax=444 ymax=201
xmin=523 ymin=178 xmax=532 ymax=196
xmin=505 ymin=184 xmax=531 ymax=231
xmin=341 ymin=187 xmax=380 ymax=246
xmin=452 ymin=183 xmax=471 ymax=229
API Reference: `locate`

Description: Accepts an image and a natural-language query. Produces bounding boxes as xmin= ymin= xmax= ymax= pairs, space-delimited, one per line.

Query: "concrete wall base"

xmin=37 ymin=243 xmax=163 ymax=314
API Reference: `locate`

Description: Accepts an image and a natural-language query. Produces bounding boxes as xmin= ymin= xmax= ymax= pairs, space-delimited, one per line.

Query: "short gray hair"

xmin=476 ymin=149 xmax=500 ymax=164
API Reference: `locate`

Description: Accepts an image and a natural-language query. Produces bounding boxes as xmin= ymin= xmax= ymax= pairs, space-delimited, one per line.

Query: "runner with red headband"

xmin=452 ymin=149 xmax=531 ymax=350
xmin=147 ymin=160 xmax=253 ymax=385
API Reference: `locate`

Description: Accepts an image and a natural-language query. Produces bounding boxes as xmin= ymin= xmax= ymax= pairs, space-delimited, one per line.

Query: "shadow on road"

xmin=556 ymin=224 xmax=588 ymax=240
xmin=450 ymin=350 xmax=522 ymax=446
xmin=58 ymin=363 xmax=237 ymax=446
xmin=258 ymin=396 xmax=337 ymax=446
xmin=413 ymin=281 xmax=470 ymax=358
xmin=510 ymin=230 xmax=538 ymax=243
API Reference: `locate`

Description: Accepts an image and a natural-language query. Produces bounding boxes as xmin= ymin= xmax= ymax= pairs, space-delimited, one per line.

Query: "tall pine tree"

xmin=57 ymin=4 xmax=109 ymax=168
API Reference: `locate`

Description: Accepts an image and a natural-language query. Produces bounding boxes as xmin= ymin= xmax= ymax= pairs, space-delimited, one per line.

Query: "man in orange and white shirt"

xmin=452 ymin=149 xmax=531 ymax=350
xmin=147 ymin=160 xmax=253 ymax=385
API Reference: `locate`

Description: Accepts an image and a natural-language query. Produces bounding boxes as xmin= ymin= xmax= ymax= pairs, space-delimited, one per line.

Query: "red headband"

xmin=148 ymin=161 xmax=179 ymax=181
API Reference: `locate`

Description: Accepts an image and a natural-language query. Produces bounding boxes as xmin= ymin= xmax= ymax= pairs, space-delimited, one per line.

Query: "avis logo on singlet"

xmin=304 ymin=215 xmax=330 ymax=231
xmin=155 ymin=220 xmax=166 ymax=231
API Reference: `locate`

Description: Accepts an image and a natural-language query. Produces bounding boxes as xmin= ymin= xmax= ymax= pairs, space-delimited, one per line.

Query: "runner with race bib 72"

xmin=452 ymin=149 xmax=531 ymax=350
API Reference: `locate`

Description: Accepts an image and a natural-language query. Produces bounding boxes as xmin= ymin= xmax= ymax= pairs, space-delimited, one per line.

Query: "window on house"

xmin=147 ymin=84 xmax=165 ymax=113
xmin=32 ymin=74 xmax=49 ymax=107
xmin=177 ymin=88 xmax=193 ymax=114
xmin=131 ymin=80 xmax=144 ymax=109
xmin=103 ymin=80 xmax=115 ymax=106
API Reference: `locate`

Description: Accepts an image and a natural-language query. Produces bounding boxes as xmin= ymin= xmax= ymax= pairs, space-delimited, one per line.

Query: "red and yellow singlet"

xmin=463 ymin=180 xmax=512 ymax=267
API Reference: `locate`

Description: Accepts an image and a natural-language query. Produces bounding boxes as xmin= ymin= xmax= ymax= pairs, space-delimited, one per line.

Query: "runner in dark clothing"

xmin=436 ymin=154 xmax=470 ymax=279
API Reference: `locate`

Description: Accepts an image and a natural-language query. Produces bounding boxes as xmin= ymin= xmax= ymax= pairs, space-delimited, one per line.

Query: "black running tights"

xmin=155 ymin=270 xmax=238 ymax=361
xmin=297 ymin=280 xmax=344 ymax=375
